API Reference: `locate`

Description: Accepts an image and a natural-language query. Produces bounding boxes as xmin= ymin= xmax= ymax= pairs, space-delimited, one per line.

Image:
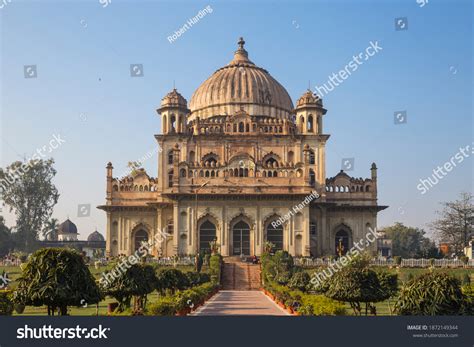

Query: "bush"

xmin=103 ymin=263 xmax=156 ymax=313
xmin=460 ymin=256 xmax=469 ymax=265
xmin=0 ymin=291 xmax=14 ymax=315
xmin=393 ymin=256 xmax=402 ymax=266
xmin=288 ymin=272 xmax=311 ymax=292
xmin=14 ymin=303 xmax=26 ymax=314
xmin=186 ymin=272 xmax=211 ymax=287
xmin=376 ymin=271 xmax=398 ymax=299
xmin=13 ymin=248 xmax=102 ymax=316
xmin=156 ymin=268 xmax=189 ymax=295
xmin=209 ymin=254 xmax=223 ymax=284
xmin=324 ymin=267 xmax=386 ymax=315
xmin=148 ymin=282 xmax=218 ymax=316
xmin=461 ymin=273 xmax=471 ymax=286
xmin=264 ymin=281 xmax=345 ymax=316
xmin=148 ymin=296 xmax=177 ymax=316
xmin=395 ymin=272 xmax=469 ymax=315
xmin=299 ymin=294 xmax=346 ymax=316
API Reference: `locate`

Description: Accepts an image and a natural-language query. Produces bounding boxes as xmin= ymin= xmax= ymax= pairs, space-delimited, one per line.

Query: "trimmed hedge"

xmin=0 ymin=290 xmax=14 ymax=315
xmin=264 ymin=281 xmax=345 ymax=316
xmin=148 ymin=282 xmax=219 ymax=316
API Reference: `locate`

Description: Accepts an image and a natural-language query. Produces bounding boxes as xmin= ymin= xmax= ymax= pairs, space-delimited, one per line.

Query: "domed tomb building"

xmin=98 ymin=38 xmax=387 ymax=258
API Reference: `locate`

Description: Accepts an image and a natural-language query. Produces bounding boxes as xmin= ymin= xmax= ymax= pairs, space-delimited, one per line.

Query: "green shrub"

xmin=324 ymin=267 xmax=386 ymax=315
xmin=103 ymin=263 xmax=156 ymax=313
xmin=376 ymin=271 xmax=398 ymax=298
xmin=268 ymin=251 xmax=294 ymax=284
xmin=395 ymin=272 xmax=469 ymax=315
xmin=288 ymin=272 xmax=310 ymax=292
xmin=461 ymin=273 xmax=471 ymax=286
xmin=300 ymin=294 xmax=346 ymax=316
xmin=264 ymin=281 xmax=345 ymax=316
xmin=148 ymin=282 xmax=218 ymax=316
xmin=209 ymin=254 xmax=223 ymax=284
xmin=13 ymin=248 xmax=102 ymax=316
xmin=186 ymin=272 xmax=211 ymax=287
xmin=155 ymin=268 xmax=189 ymax=294
xmin=393 ymin=256 xmax=402 ymax=266
xmin=0 ymin=291 xmax=14 ymax=315
xmin=148 ymin=296 xmax=177 ymax=316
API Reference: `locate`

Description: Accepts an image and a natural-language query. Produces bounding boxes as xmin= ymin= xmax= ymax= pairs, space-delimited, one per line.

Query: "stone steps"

xmin=222 ymin=259 xmax=261 ymax=290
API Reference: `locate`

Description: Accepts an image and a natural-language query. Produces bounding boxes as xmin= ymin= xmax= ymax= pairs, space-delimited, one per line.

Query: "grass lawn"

xmin=1 ymin=263 xmax=205 ymax=316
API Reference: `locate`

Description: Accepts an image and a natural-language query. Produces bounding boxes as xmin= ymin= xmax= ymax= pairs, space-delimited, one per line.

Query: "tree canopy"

xmin=0 ymin=159 xmax=59 ymax=252
xmin=13 ymin=248 xmax=101 ymax=315
xmin=430 ymin=192 xmax=473 ymax=256
xmin=381 ymin=222 xmax=440 ymax=258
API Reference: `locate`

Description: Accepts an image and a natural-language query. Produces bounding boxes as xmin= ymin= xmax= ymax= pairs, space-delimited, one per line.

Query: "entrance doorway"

xmin=232 ymin=221 xmax=250 ymax=256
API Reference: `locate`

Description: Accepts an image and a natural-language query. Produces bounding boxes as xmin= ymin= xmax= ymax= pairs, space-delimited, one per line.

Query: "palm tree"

xmin=42 ymin=218 xmax=59 ymax=241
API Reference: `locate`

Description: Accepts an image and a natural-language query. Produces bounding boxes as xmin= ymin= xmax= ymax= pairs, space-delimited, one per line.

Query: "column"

xmin=106 ymin=212 xmax=111 ymax=257
xmin=173 ymin=202 xmax=179 ymax=255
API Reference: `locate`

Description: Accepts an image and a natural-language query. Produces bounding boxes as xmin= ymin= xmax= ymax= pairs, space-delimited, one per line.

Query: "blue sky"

xmin=0 ymin=0 xmax=472 ymax=240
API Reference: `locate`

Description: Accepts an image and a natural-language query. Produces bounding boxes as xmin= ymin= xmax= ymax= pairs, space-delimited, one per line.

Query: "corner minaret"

xmin=295 ymin=90 xmax=327 ymax=134
xmin=157 ymin=88 xmax=190 ymax=134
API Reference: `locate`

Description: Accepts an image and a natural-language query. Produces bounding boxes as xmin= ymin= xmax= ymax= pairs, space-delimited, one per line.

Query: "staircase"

xmin=222 ymin=257 xmax=261 ymax=290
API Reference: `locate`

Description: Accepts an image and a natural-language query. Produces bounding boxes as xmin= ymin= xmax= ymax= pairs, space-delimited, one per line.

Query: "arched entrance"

xmin=232 ymin=221 xmax=250 ymax=256
xmin=134 ymin=229 xmax=149 ymax=251
xmin=266 ymin=223 xmax=283 ymax=251
xmin=199 ymin=220 xmax=216 ymax=253
xmin=335 ymin=229 xmax=349 ymax=256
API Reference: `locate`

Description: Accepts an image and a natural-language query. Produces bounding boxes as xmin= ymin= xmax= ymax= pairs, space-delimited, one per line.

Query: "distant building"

xmin=376 ymin=232 xmax=392 ymax=258
xmin=38 ymin=219 xmax=105 ymax=259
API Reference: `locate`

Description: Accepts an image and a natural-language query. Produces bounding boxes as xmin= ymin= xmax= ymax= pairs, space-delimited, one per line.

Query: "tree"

xmin=325 ymin=266 xmax=386 ymax=316
xmin=394 ymin=272 xmax=470 ymax=315
xmin=0 ymin=216 xmax=14 ymax=257
xmin=102 ymin=263 xmax=156 ymax=313
xmin=381 ymin=222 xmax=437 ymax=258
xmin=42 ymin=218 xmax=59 ymax=241
xmin=430 ymin=192 xmax=473 ymax=256
xmin=0 ymin=159 xmax=59 ymax=252
xmin=13 ymin=248 xmax=102 ymax=315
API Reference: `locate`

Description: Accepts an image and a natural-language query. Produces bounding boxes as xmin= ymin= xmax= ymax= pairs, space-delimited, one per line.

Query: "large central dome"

xmin=189 ymin=38 xmax=294 ymax=120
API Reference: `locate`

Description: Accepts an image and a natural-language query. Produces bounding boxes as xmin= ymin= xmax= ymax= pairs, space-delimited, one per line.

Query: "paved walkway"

xmin=191 ymin=290 xmax=290 ymax=316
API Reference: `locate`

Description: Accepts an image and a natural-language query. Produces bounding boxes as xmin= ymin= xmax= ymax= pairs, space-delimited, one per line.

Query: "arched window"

xmin=366 ymin=186 xmax=370 ymax=192
xmin=309 ymin=150 xmax=315 ymax=164
xmin=307 ymin=115 xmax=314 ymax=132
xmin=233 ymin=124 xmax=237 ymax=132
xmin=163 ymin=115 xmax=167 ymax=133
xmin=205 ymin=170 xmax=210 ymax=177
xmin=170 ymin=114 xmax=176 ymax=132
xmin=309 ymin=169 xmax=316 ymax=186
xmin=167 ymin=219 xmax=174 ymax=234
xmin=288 ymin=151 xmax=294 ymax=164
xmin=265 ymin=157 xmax=277 ymax=168
xmin=168 ymin=151 xmax=174 ymax=165
xmin=246 ymin=123 xmax=250 ymax=132
xmin=134 ymin=230 xmax=149 ymax=251
xmin=168 ymin=170 xmax=173 ymax=188
xmin=180 ymin=168 xmax=186 ymax=177
xmin=199 ymin=220 xmax=216 ymax=253
xmin=239 ymin=122 xmax=244 ymax=132
xmin=189 ymin=151 xmax=195 ymax=163
xmin=267 ymin=222 xmax=283 ymax=251
xmin=299 ymin=116 xmax=304 ymax=133
xmin=310 ymin=222 xmax=317 ymax=235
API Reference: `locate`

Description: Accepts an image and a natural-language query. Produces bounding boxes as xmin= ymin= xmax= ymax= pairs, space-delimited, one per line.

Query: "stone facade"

xmin=98 ymin=38 xmax=387 ymax=258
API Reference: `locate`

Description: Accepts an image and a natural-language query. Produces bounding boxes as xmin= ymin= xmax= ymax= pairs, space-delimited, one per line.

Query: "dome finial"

xmin=238 ymin=37 xmax=245 ymax=49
